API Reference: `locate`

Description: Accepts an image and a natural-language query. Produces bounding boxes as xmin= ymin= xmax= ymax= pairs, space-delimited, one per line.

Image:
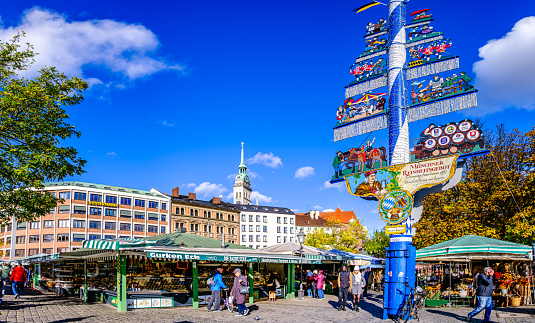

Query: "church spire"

xmin=240 ymin=142 xmax=245 ymax=166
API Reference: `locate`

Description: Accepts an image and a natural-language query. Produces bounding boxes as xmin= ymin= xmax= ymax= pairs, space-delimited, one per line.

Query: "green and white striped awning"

xmin=83 ymin=238 xmax=156 ymax=250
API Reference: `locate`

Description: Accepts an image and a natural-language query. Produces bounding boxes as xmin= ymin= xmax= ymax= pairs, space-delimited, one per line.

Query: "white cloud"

xmin=369 ymin=209 xmax=379 ymax=214
xmin=323 ymin=208 xmax=335 ymax=212
xmin=227 ymin=174 xmax=237 ymax=181
xmin=193 ymin=182 xmax=228 ymax=198
xmin=183 ymin=183 xmax=196 ymax=188
xmin=161 ymin=121 xmax=174 ymax=127
xmin=313 ymin=205 xmax=324 ymax=210
xmin=106 ymin=152 xmax=117 ymax=157
xmin=0 ymin=7 xmax=183 ymax=85
xmin=248 ymin=171 xmax=261 ymax=179
xmin=225 ymin=192 xmax=234 ymax=201
xmin=320 ymin=180 xmax=345 ymax=192
xmin=473 ymin=16 xmax=535 ymax=114
xmin=246 ymin=152 xmax=283 ymax=168
xmin=294 ymin=166 xmax=315 ymax=179
xmin=251 ymin=191 xmax=273 ymax=204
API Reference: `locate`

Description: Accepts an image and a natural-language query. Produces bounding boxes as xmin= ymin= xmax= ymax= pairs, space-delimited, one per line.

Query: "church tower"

xmin=233 ymin=142 xmax=252 ymax=205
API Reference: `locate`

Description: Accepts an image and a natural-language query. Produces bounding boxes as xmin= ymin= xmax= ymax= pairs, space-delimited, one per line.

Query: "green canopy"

xmin=416 ymin=235 xmax=532 ymax=261
xmin=143 ymin=232 xmax=250 ymax=249
xmin=82 ymin=238 xmax=156 ymax=250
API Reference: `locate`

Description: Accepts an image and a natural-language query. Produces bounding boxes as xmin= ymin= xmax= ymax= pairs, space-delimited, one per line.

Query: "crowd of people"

xmin=0 ymin=262 xmax=31 ymax=303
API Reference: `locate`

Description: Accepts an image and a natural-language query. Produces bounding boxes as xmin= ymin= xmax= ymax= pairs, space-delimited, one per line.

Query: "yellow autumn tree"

xmin=304 ymin=218 xmax=367 ymax=252
xmin=414 ymin=125 xmax=535 ymax=248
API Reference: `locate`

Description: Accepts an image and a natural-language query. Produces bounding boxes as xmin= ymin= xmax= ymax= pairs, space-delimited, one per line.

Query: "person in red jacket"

xmin=10 ymin=263 xmax=26 ymax=298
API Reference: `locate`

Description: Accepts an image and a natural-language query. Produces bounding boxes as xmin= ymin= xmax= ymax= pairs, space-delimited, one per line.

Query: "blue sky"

xmin=2 ymin=0 xmax=535 ymax=233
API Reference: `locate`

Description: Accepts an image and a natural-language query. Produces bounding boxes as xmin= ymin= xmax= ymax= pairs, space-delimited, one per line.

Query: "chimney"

xmin=212 ymin=197 xmax=221 ymax=204
xmin=172 ymin=187 xmax=179 ymax=197
xmin=188 ymin=192 xmax=196 ymax=200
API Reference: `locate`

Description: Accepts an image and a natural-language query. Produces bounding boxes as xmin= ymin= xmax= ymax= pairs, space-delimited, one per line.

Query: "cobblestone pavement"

xmin=0 ymin=289 xmax=534 ymax=323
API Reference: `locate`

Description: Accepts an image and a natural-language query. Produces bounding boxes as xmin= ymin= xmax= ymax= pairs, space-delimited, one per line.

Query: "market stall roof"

xmin=143 ymin=232 xmax=249 ymax=249
xmin=329 ymin=249 xmax=384 ymax=263
xmin=257 ymin=242 xmax=348 ymax=261
xmin=82 ymin=238 xmax=157 ymax=250
xmin=416 ymin=235 xmax=532 ymax=261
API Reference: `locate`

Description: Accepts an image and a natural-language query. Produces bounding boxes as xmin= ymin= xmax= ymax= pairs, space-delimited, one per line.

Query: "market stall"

xmin=416 ymin=235 xmax=533 ymax=308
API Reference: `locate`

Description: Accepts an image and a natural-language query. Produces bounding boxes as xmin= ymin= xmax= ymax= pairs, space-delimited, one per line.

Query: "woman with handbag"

xmin=267 ymin=271 xmax=277 ymax=301
xmin=316 ymin=270 xmax=325 ymax=299
xmin=351 ymin=266 xmax=365 ymax=312
xmin=230 ymin=268 xmax=249 ymax=317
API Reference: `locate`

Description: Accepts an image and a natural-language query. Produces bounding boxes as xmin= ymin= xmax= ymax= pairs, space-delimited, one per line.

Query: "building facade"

xmin=0 ymin=182 xmax=171 ymax=260
xmin=170 ymin=188 xmax=240 ymax=245
xmin=237 ymin=205 xmax=295 ymax=249
xmin=233 ymin=143 xmax=252 ymax=205
xmin=295 ymin=210 xmax=332 ymax=239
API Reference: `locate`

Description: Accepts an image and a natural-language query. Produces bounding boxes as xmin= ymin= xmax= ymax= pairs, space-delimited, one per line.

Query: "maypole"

xmin=329 ymin=0 xmax=485 ymax=320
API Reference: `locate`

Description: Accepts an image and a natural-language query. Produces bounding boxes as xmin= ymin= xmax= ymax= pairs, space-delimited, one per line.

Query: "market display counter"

xmin=102 ymin=290 xmax=192 ymax=309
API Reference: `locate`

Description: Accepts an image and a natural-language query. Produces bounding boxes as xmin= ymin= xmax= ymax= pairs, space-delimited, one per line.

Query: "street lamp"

xmin=297 ymin=229 xmax=306 ymax=300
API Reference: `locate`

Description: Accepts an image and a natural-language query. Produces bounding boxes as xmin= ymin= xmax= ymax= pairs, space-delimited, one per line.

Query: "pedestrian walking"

xmin=363 ymin=267 xmax=372 ymax=297
xmin=316 ymin=270 xmax=325 ymax=299
xmin=10 ymin=262 xmax=26 ymax=298
xmin=351 ymin=266 xmax=365 ymax=311
xmin=468 ymin=267 xmax=494 ymax=322
xmin=374 ymin=271 xmax=383 ymax=292
xmin=267 ymin=271 xmax=277 ymax=301
xmin=305 ymin=269 xmax=313 ymax=297
xmin=206 ymin=266 xmax=227 ymax=312
xmin=311 ymin=270 xmax=318 ymax=299
xmin=337 ymin=265 xmax=351 ymax=311
xmin=230 ymin=268 xmax=249 ymax=317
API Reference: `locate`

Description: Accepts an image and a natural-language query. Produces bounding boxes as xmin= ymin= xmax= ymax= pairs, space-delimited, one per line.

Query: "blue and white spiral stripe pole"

xmin=383 ymin=0 xmax=417 ymax=320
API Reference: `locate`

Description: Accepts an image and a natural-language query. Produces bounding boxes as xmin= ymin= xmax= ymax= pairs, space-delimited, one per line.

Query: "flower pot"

xmin=459 ymin=290 xmax=468 ymax=297
xmin=510 ymin=296 xmax=522 ymax=307
xmin=501 ymin=289 xmax=508 ymax=296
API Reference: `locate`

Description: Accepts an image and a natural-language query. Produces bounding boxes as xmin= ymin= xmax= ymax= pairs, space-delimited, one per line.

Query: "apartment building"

xmin=0 ymin=181 xmax=170 ymax=260
xmin=237 ymin=205 xmax=295 ymax=249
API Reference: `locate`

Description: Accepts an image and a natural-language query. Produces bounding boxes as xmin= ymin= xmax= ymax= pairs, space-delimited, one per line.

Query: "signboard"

xmin=332 ymin=137 xmax=387 ymax=180
xmin=344 ymin=154 xmax=458 ymax=200
xmin=88 ymin=201 xmax=117 ymax=207
xmin=260 ymin=257 xmax=301 ymax=264
xmin=385 ymin=225 xmax=407 ymax=235
xmin=411 ymin=119 xmax=485 ymax=161
xmin=379 ymin=190 xmax=413 ymax=224
xmin=147 ymin=251 xmax=258 ymax=263
xmin=112 ymin=297 xmax=174 ymax=308
xmin=336 ymin=93 xmax=386 ymax=128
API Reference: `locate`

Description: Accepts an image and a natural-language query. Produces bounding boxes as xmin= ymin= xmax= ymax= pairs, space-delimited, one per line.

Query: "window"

xmin=105 ymin=209 xmax=116 ymax=217
xmin=134 ymin=212 xmax=145 ymax=220
xmin=263 ymin=236 xmax=268 ymax=242
xmin=277 ymin=236 xmax=281 ymax=243
xmin=231 ymin=215 xmax=235 ymax=222
xmin=135 ymin=199 xmax=145 ymax=207
xmin=120 ymin=210 xmax=131 ymax=218
xmin=283 ymin=227 xmax=287 ymax=234
xmin=148 ymin=213 xmax=158 ymax=221
xmin=88 ymin=234 xmax=101 ymax=240
xmin=120 ymin=197 xmax=131 ymax=205
xmin=89 ymin=207 xmax=102 ymax=215
xmin=120 ymin=223 xmax=131 ymax=231
xmin=249 ymin=225 xmax=253 ymax=232
xmin=148 ymin=201 xmax=158 ymax=209
xmin=5 ymin=224 xmax=12 ymax=232
xmin=256 ymin=225 xmax=260 ymax=232
xmin=277 ymin=217 xmax=281 ymax=224
xmin=106 ymin=196 xmax=117 ymax=204
xmin=49 ymin=207 xmax=56 ymax=214
xmin=5 ymin=237 xmax=11 ymax=245
xmin=72 ymin=234 xmax=85 ymax=242
xmin=134 ymin=224 xmax=144 ymax=232
xmin=263 ymin=226 xmax=267 ymax=233
xmin=242 ymin=235 xmax=246 ymax=242
xmin=57 ymin=247 xmax=69 ymax=253
xmin=73 ymin=206 xmax=86 ymax=214
xmin=249 ymin=215 xmax=253 ymax=222
xmin=284 ymin=236 xmax=287 ymax=243
xmin=161 ymin=203 xmax=167 ymax=210
xmin=15 ymin=249 xmax=25 ymax=257
xmin=57 ymin=234 xmax=69 ymax=242
xmin=104 ymin=235 xmax=116 ymax=240
xmin=30 ymin=221 xmax=40 ymax=229
xmin=290 ymin=227 xmax=294 ymax=234
xmin=241 ymin=225 xmax=246 ymax=232
xmin=290 ymin=236 xmax=294 ymax=242
xmin=241 ymin=214 xmax=246 ymax=222
xmin=277 ymin=226 xmax=281 ymax=233
xmin=180 ymin=208 xmax=184 ymax=215
xmin=42 ymin=248 xmax=52 ymax=254
xmin=104 ymin=222 xmax=116 ymax=230
xmin=284 ymin=217 xmax=288 ymax=224
xmin=17 ymin=222 xmax=27 ymax=230
xmin=59 ymin=192 xmax=70 ymax=199
xmin=72 ymin=220 xmax=85 ymax=228
xmin=256 ymin=215 xmax=260 ymax=222
xmin=16 ymin=236 xmax=25 ymax=244
xmin=147 ymin=225 xmax=158 ymax=233
xmin=29 ymin=235 xmax=39 ymax=243
xmin=74 ymin=192 xmax=86 ymax=200
xmin=195 ymin=210 xmax=198 ymax=216
xmin=249 ymin=235 xmax=253 ymax=242
xmin=207 ymin=211 xmax=211 ymax=218
xmin=161 ymin=214 xmax=166 ymax=222
xmin=43 ymin=234 xmax=54 ymax=242
xmin=256 ymin=235 xmax=261 ymax=242
xmin=263 ymin=216 xmax=268 ymax=223
xmin=160 ymin=226 xmax=166 ymax=233
xmin=90 ymin=194 xmax=102 ymax=202
xmin=58 ymin=205 xmax=70 ymax=213
xmin=29 ymin=248 xmax=39 ymax=256
xmin=290 ymin=218 xmax=294 ymax=224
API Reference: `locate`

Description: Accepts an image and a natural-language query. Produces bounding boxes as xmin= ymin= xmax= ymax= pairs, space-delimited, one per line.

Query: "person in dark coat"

xmin=230 ymin=268 xmax=249 ymax=317
xmin=267 ymin=271 xmax=278 ymax=301
xmin=337 ymin=265 xmax=351 ymax=311
xmin=468 ymin=267 xmax=494 ymax=322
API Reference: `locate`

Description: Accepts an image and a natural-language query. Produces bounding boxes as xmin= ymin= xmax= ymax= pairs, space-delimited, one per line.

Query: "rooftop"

xmin=43 ymin=181 xmax=167 ymax=198
xmin=320 ymin=207 xmax=356 ymax=224
xmin=295 ymin=213 xmax=329 ymax=227
xmin=171 ymin=195 xmax=240 ymax=212
xmin=234 ymin=204 xmax=295 ymax=215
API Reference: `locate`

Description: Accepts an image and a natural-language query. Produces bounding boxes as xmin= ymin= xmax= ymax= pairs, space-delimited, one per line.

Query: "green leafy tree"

xmin=414 ymin=125 xmax=535 ymax=248
xmin=0 ymin=34 xmax=87 ymax=224
xmin=363 ymin=229 xmax=389 ymax=258
xmin=304 ymin=218 xmax=367 ymax=252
